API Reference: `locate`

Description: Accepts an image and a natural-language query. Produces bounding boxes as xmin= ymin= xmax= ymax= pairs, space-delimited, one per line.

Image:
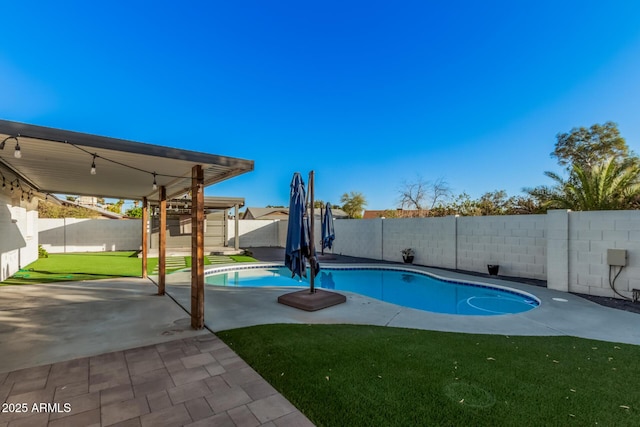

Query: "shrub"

xmin=38 ymin=245 xmax=49 ymax=258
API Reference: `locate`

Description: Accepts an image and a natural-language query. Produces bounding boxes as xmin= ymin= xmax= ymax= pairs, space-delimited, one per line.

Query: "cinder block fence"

xmin=228 ymin=210 xmax=639 ymax=300
xmin=36 ymin=209 xmax=639 ymax=300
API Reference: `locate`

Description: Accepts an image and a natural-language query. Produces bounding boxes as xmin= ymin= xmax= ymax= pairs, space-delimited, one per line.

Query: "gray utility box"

xmin=607 ymin=249 xmax=627 ymax=267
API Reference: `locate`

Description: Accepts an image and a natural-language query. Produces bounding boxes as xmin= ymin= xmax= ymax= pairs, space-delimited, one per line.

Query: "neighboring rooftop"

xmin=243 ymin=207 xmax=349 ymax=220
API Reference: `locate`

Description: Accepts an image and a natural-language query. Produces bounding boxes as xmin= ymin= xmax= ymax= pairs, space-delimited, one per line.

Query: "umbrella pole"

xmin=309 ymin=170 xmax=315 ymax=293
xmin=320 ymin=205 xmax=324 ymax=255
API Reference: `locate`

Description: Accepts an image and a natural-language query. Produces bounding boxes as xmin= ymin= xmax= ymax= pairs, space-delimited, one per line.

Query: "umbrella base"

xmin=278 ymin=289 xmax=346 ymax=312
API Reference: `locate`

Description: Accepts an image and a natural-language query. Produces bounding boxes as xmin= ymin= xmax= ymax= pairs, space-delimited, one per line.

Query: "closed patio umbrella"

xmin=285 ymin=172 xmax=308 ymax=279
xmin=321 ymin=202 xmax=335 ymax=255
xmin=279 ymin=171 xmax=344 ymax=310
xmin=284 ymin=172 xmax=319 ymax=282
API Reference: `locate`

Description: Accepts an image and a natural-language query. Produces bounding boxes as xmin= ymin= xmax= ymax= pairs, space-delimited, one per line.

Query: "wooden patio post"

xmin=141 ymin=197 xmax=148 ymax=278
xmin=234 ymin=203 xmax=240 ymax=251
xmin=158 ymin=186 xmax=167 ymax=295
xmin=191 ymin=165 xmax=205 ymax=329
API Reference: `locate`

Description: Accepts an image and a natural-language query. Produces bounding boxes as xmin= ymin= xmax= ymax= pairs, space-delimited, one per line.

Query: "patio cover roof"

xmin=0 ymin=120 xmax=254 ymax=202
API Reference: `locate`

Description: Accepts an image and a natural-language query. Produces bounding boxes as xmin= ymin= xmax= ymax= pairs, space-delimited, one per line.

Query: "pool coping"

xmin=201 ymin=262 xmax=542 ymax=313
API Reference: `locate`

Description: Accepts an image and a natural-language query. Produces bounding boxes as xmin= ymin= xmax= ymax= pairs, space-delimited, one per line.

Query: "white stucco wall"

xmin=38 ymin=218 xmax=141 ymax=253
xmin=1 ymin=192 xmax=38 ymax=281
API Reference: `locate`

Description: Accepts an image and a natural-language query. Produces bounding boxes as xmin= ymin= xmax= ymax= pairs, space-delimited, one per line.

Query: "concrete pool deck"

xmin=164 ymin=262 xmax=640 ymax=346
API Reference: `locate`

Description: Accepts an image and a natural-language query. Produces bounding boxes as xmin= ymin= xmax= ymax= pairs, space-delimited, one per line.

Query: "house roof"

xmin=363 ymin=210 xmax=389 ymax=219
xmin=243 ymin=207 xmax=290 ymax=219
xmin=243 ymin=206 xmax=349 ymax=220
xmin=0 ymin=120 xmax=254 ymax=203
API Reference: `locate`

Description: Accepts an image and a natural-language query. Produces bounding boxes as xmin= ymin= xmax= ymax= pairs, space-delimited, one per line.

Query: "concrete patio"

xmin=0 ymin=278 xmax=312 ymax=427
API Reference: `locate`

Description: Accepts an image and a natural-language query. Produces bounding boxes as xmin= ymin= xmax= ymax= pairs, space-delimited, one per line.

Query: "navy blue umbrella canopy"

xmin=284 ymin=172 xmax=319 ymax=280
xmin=321 ymin=202 xmax=335 ymax=254
xmin=285 ymin=173 xmax=307 ymax=278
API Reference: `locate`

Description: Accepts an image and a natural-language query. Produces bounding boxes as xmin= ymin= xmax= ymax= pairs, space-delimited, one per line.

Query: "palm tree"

xmin=543 ymin=158 xmax=640 ymax=211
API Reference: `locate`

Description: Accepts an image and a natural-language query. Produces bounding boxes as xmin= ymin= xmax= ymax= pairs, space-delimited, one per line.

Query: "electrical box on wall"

xmin=607 ymin=249 xmax=627 ymax=266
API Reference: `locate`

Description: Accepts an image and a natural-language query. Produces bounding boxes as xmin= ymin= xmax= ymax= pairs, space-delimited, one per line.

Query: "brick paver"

xmin=0 ymin=335 xmax=313 ymax=426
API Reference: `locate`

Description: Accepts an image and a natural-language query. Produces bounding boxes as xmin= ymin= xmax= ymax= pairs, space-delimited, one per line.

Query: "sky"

xmin=2 ymin=1 xmax=640 ymax=211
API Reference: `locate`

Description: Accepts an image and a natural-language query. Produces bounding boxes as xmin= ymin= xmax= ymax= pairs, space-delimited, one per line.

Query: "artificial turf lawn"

xmin=218 ymin=324 xmax=640 ymax=426
xmin=2 ymin=251 xmax=144 ymax=285
xmin=1 ymin=251 xmax=258 ymax=285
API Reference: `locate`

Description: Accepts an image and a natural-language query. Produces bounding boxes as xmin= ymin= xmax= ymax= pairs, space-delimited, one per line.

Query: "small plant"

xmin=401 ymin=248 xmax=414 ymax=257
xmin=38 ymin=244 xmax=49 ymax=258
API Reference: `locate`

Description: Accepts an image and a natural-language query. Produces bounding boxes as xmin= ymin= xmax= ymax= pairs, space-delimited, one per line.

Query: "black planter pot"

xmin=403 ymin=256 xmax=414 ymax=264
xmin=487 ymin=264 xmax=500 ymax=276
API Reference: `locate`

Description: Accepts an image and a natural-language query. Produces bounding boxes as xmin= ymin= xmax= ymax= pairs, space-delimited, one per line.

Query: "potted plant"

xmin=402 ymin=248 xmax=414 ymax=264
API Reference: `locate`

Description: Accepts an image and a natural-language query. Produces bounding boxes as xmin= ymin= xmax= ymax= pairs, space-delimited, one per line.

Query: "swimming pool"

xmin=204 ymin=265 xmax=540 ymax=316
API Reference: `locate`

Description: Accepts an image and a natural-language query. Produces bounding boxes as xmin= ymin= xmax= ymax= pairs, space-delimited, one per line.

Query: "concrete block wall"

xmin=1 ymin=192 xmax=38 ymax=281
xmin=381 ymin=217 xmax=457 ymax=268
xmin=456 ymin=215 xmax=546 ymax=279
xmin=228 ymin=220 xmax=285 ymax=248
xmin=568 ymin=210 xmax=640 ymax=299
xmin=333 ymin=219 xmax=383 ymax=260
xmin=38 ymin=218 xmax=141 ymax=253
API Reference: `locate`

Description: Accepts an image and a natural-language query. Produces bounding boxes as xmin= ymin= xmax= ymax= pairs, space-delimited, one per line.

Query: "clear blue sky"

xmin=2 ymin=1 xmax=640 ymax=210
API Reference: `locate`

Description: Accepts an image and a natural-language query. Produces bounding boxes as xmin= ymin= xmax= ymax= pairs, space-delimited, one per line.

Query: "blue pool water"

xmin=205 ymin=266 xmax=539 ymax=316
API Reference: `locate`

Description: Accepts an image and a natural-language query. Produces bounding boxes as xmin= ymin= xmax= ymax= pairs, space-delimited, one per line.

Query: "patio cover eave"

xmin=0 ymin=120 xmax=254 ymax=202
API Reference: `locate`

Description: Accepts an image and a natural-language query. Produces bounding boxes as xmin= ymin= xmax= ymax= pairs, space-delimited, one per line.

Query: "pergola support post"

xmin=234 ymin=203 xmax=240 ymax=251
xmin=191 ymin=165 xmax=205 ymax=329
xmin=158 ymin=187 xmax=167 ymax=295
xmin=141 ymin=197 xmax=148 ymax=279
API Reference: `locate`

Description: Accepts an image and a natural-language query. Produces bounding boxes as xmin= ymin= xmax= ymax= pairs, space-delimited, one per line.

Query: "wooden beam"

xmin=191 ymin=165 xmax=205 ymax=329
xmin=141 ymin=197 xmax=148 ymax=278
xmin=234 ymin=204 xmax=240 ymax=251
xmin=158 ymin=186 xmax=167 ymax=295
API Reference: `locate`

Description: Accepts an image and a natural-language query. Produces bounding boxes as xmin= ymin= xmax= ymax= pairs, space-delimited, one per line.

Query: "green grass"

xmin=218 ymin=324 xmax=640 ymax=426
xmin=1 ymin=252 xmax=259 ymax=285
xmin=1 ymin=251 xmax=143 ymax=285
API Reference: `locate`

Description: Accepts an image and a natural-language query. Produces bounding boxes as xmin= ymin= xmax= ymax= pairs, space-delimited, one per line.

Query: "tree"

xmin=552 ymin=122 xmax=633 ymax=171
xmin=125 ymin=207 xmax=143 ymax=218
xmin=542 ymin=158 xmax=640 ymax=211
xmin=527 ymin=122 xmax=640 ymax=210
xmin=340 ymin=191 xmax=367 ymax=218
xmin=397 ymin=176 xmax=451 ymax=212
xmin=105 ymin=199 xmax=125 ymax=214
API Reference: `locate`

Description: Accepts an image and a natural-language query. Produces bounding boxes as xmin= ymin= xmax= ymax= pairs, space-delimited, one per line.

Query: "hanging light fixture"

xmin=14 ymin=139 xmax=21 ymax=158
xmin=90 ymin=154 xmax=97 ymax=175
xmin=152 ymin=172 xmax=158 ymax=190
